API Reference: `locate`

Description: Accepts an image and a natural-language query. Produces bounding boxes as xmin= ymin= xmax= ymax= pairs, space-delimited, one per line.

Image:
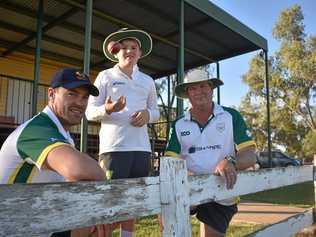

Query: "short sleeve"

xmin=165 ymin=121 xmax=181 ymax=156
xmin=224 ymin=107 xmax=256 ymax=151
xmin=17 ymin=114 xmax=70 ymax=168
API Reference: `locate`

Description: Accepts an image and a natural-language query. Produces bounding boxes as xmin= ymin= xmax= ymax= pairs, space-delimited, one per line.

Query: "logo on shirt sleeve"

xmin=49 ymin=137 xmax=67 ymax=143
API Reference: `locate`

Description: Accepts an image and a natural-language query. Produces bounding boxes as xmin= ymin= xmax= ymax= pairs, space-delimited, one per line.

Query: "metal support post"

xmin=176 ymin=0 xmax=184 ymax=116
xmin=32 ymin=0 xmax=43 ymax=116
xmin=80 ymin=0 xmax=93 ymax=152
xmin=264 ymin=50 xmax=272 ymax=167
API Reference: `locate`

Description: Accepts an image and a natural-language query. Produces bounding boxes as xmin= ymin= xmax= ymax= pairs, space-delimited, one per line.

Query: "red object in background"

xmin=107 ymin=41 xmax=121 ymax=54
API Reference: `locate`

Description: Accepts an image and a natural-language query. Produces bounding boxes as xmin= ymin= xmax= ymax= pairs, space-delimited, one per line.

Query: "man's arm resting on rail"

xmin=235 ymin=145 xmax=257 ymax=171
xmin=45 ymin=145 xmax=105 ymax=181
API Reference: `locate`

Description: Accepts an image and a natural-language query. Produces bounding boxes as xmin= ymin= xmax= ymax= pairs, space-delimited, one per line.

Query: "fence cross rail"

xmin=0 ymin=157 xmax=315 ymax=237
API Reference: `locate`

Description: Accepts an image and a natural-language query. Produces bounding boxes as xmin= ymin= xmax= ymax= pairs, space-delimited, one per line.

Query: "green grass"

xmin=241 ymin=181 xmax=314 ymax=207
xmin=109 ymin=216 xmax=262 ymax=237
xmin=226 ymin=223 xmax=264 ymax=237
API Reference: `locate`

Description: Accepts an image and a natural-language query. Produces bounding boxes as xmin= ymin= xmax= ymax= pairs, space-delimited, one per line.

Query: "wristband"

xmin=225 ymin=155 xmax=237 ymax=167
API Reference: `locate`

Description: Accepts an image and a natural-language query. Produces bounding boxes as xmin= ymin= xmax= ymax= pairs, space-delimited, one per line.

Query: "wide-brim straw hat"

xmin=175 ymin=69 xmax=223 ymax=99
xmin=103 ymin=28 xmax=152 ymax=62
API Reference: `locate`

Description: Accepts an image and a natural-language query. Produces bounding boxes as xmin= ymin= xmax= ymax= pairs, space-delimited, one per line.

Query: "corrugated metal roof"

xmin=0 ymin=0 xmax=267 ymax=79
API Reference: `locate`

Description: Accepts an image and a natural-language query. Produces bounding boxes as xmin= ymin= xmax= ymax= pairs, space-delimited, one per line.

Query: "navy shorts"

xmin=191 ymin=202 xmax=238 ymax=234
xmin=99 ymin=151 xmax=151 ymax=179
xmin=51 ymin=230 xmax=71 ymax=237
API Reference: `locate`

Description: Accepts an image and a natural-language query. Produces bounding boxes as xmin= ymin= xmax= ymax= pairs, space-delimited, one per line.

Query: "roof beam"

xmin=0 ymin=1 xmax=105 ymax=40
xmin=0 ymin=22 xmax=173 ymax=72
xmin=163 ymin=18 xmax=234 ymax=52
xmin=127 ymin=0 xmax=231 ymax=52
xmin=48 ymin=1 xmax=177 ymax=64
xmin=57 ymin=0 xmax=214 ymax=62
xmin=184 ymin=0 xmax=267 ymax=50
xmin=0 ymin=20 xmax=101 ymax=56
xmin=0 ymin=38 xmax=103 ymax=72
xmin=1 ymin=7 xmax=80 ymax=57
xmin=0 ymin=2 xmax=175 ymax=65
xmin=0 ymin=38 xmax=83 ymax=66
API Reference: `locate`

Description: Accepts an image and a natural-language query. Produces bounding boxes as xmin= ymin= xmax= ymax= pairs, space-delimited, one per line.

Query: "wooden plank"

xmin=0 ymin=177 xmax=161 ymax=237
xmin=246 ymin=209 xmax=314 ymax=237
xmin=160 ymin=157 xmax=191 ymax=237
xmin=189 ymin=165 xmax=313 ymax=205
xmin=0 ymin=164 xmax=313 ymax=236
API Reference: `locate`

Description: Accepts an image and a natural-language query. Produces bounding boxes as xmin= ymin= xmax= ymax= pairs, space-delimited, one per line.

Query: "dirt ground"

xmin=231 ymin=201 xmax=309 ymax=224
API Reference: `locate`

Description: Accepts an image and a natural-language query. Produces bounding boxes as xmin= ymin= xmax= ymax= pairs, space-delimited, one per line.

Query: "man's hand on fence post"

xmin=214 ymin=158 xmax=237 ymax=190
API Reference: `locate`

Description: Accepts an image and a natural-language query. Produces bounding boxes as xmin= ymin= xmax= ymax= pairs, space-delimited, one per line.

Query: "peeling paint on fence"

xmin=0 ymin=158 xmax=314 ymax=237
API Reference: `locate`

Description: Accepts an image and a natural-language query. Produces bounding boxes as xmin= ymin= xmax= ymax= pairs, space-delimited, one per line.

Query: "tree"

xmin=152 ymin=75 xmax=178 ymax=141
xmin=240 ymin=5 xmax=316 ymax=159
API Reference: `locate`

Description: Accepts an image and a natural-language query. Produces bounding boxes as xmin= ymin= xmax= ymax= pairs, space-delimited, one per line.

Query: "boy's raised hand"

xmin=105 ymin=96 xmax=126 ymax=115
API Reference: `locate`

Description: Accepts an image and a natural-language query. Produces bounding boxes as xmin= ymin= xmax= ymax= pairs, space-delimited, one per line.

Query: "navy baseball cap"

xmin=50 ymin=68 xmax=99 ymax=96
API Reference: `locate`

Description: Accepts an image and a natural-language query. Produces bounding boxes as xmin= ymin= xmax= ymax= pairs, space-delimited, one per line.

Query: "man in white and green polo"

xmin=0 ymin=68 xmax=107 ymax=237
xmin=165 ymin=69 xmax=256 ymax=237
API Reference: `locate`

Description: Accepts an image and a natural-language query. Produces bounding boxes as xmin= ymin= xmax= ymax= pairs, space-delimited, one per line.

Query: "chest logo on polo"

xmin=188 ymin=144 xmax=222 ymax=154
xmin=216 ymin=122 xmax=225 ymax=133
xmin=112 ymin=81 xmax=126 ymax=86
xmin=180 ymin=130 xmax=191 ymax=136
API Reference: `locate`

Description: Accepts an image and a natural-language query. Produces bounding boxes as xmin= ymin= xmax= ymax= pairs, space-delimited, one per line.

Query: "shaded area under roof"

xmin=0 ymin=0 xmax=267 ymax=79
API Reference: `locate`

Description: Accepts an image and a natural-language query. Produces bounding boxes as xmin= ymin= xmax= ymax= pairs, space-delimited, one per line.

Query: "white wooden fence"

xmin=0 ymin=157 xmax=315 ymax=237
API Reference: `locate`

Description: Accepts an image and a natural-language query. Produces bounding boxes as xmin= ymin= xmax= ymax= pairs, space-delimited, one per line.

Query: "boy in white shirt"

xmin=86 ymin=28 xmax=160 ymax=237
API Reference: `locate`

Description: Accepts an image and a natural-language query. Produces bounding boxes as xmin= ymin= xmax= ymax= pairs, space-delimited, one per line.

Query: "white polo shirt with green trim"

xmin=166 ymin=103 xmax=255 ymax=174
xmin=0 ymin=106 xmax=74 ymax=184
xmin=165 ymin=104 xmax=255 ymax=205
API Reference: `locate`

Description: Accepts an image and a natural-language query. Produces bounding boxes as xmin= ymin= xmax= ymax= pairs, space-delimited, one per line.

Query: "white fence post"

xmin=160 ymin=157 xmax=191 ymax=237
xmin=314 ymin=155 xmax=316 ymax=220
xmin=314 ymin=155 xmax=316 ymax=205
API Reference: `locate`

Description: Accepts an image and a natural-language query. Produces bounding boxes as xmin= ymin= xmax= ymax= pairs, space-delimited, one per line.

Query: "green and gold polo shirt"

xmin=165 ymin=104 xmax=255 ymax=174
xmin=165 ymin=103 xmax=255 ymax=205
xmin=0 ymin=106 xmax=74 ymax=184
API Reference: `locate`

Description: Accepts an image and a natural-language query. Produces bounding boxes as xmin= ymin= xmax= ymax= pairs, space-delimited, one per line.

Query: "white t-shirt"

xmin=86 ymin=64 xmax=160 ymax=154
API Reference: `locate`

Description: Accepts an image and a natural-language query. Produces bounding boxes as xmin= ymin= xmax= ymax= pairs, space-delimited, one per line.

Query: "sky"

xmin=209 ymin=0 xmax=316 ymax=107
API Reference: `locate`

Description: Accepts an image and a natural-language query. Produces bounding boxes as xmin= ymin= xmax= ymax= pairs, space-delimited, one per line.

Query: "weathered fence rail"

xmin=0 ymin=157 xmax=314 ymax=237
